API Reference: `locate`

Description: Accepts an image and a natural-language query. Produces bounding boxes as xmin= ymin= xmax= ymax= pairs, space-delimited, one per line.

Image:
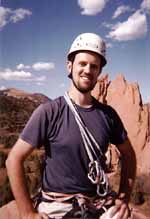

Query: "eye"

xmin=91 ymin=64 xmax=98 ymax=70
xmin=79 ymin=61 xmax=87 ymax=67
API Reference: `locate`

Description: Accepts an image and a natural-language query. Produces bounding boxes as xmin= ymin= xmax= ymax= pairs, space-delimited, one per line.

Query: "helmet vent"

xmin=67 ymin=33 xmax=107 ymax=67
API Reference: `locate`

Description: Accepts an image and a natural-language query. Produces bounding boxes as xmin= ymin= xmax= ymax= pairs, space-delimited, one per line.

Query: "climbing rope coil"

xmin=64 ymin=92 xmax=110 ymax=197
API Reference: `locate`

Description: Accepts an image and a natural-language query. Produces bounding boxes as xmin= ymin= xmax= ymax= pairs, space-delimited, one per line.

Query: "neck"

xmin=68 ymin=86 xmax=93 ymax=108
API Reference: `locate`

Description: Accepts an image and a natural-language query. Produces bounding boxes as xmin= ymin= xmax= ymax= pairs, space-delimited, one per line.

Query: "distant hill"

xmin=0 ymin=88 xmax=50 ymax=148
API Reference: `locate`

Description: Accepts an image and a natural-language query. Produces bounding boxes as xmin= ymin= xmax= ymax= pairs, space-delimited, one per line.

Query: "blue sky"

xmin=0 ymin=0 xmax=149 ymax=103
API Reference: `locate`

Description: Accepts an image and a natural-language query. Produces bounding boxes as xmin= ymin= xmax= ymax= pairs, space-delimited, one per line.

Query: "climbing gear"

xmin=64 ymin=92 xmax=110 ymax=197
xmin=36 ymin=191 xmax=116 ymax=219
xmin=67 ymin=33 xmax=107 ymax=67
xmin=62 ymin=194 xmax=116 ymax=219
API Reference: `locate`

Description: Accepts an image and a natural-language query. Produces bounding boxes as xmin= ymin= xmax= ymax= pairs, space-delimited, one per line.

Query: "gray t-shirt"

xmin=20 ymin=96 xmax=127 ymax=196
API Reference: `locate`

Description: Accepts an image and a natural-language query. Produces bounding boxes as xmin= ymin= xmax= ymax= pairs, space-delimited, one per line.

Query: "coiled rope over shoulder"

xmin=64 ymin=92 xmax=110 ymax=197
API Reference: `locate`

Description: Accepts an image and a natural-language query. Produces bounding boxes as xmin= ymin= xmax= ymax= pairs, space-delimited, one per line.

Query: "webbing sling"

xmin=64 ymin=92 xmax=110 ymax=197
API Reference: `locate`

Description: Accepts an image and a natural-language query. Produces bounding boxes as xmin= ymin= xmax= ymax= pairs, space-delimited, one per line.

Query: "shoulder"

xmin=93 ymin=98 xmax=125 ymax=130
xmin=36 ymin=96 xmax=66 ymax=120
xmin=93 ymin=97 xmax=118 ymax=118
xmin=39 ymin=96 xmax=65 ymax=111
xmin=93 ymin=98 xmax=127 ymax=143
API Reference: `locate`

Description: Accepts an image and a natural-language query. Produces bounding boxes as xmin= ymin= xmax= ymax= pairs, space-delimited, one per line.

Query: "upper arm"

xmin=108 ymin=107 xmax=127 ymax=146
xmin=7 ymin=138 xmax=34 ymax=163
xmin=20 ymin=104 xmax=49 ymax=149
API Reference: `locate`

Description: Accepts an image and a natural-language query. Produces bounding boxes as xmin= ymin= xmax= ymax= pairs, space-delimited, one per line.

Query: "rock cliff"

xmin=92 ymin=74 xmax=150 ymax=211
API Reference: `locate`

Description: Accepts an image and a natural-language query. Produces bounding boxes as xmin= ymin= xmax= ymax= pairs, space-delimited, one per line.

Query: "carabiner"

xmin=96 ymin=172 xmax=110 ymax=197
xmin=88 ymin=160 xmax=100 ymax=184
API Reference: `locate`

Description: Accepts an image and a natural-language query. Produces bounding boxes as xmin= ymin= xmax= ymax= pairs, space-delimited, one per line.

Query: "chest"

xmin=47 ymin=106 xmax=111 ymax=155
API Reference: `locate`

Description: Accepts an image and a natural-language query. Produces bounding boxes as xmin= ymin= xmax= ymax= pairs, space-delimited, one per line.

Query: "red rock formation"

xmin=92 ymin=74 xmax=150 ymax=200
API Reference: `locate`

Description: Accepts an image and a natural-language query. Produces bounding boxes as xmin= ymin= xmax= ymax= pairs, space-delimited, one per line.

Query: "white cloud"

xmin=0 ymin=61 xmax=55 ymax=82
xmin=16 ymin=63 xmax=30 ymax=70
xmin=0 ymin=6 xmax=32 ymax=30
xmin=10 ymin=8 xmax=32 ymax=23
xmin=78 ymin=0 xmax=107 ymax=15
xmin=141 ymin=0 xmax=150 ymax=12
xmin=0 ymin=6 xmax=11 ymax=28
xmin=17 ymin=62 xmax=55 ymax=71
xmin=0 ymin=68 xmax=46 ymax=82
xmin=0 ymin=69 xmax=32 ymax=81
xmin=32 ymin=62 xmax=55 ymax=71
xmin=112 ymin=5 xmax=134 ymax=19
xmin=107 ymin=10 xmax=147 ymax=41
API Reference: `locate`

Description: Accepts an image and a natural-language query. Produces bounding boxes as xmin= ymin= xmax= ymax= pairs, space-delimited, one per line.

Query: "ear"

xmin=67 ymin=61 xmax=73 ymax=74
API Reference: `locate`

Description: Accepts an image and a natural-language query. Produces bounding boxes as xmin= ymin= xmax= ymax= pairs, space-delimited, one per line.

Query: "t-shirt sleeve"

xmin=109 ymin=107 xmax=127 ymax=145
xmin=20 ymin=104 xmax=48 ymax=148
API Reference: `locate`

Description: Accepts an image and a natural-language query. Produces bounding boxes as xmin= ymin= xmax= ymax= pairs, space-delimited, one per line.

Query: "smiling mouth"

xmin=81 ymin=75 xmax=93 ymax=81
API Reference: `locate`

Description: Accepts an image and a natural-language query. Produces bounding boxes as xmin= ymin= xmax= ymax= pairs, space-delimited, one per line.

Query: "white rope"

xmin=64 ymin=92 xmax=103 ymax=158
xmin=64 ymin=92 xmax=110 ymax=197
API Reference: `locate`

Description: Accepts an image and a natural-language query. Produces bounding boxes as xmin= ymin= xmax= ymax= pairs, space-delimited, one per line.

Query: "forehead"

xmin=74 ymin=51 xmax=101 ymax=64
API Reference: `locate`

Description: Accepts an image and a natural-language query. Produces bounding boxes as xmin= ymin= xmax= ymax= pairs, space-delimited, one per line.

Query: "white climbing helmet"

xmin=67 ymin=33 xmax=107 ymax=67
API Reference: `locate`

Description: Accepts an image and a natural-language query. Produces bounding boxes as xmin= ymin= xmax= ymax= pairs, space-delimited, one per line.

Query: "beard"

xmin=72 ymin=75 xmax=97 ymax=93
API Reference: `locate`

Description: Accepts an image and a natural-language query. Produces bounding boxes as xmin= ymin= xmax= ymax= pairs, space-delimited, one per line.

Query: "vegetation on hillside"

xmin=0 ymin=89 xmax=49 ymax=148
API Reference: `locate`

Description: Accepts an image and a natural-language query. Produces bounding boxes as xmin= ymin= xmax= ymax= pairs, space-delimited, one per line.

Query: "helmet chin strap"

xmin=68 ymin=72 xmax=72 ymax=79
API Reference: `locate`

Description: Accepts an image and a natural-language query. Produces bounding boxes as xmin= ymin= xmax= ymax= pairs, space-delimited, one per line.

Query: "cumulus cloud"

xmin=78 ymin=0 xmax=107 ymax=15
xmin=16 ymin=62 xmax=55 ymax=71
xmin=0 ymin=68 xmax=46 ymax=82
xmin=10 ymin=8 xmax=32 ymax=23
xmin=16 ymin=63 xmax=30 ymax=70
xmin=107 ymin=10 xmax=147 ymax=41
xmin=0 ymin=6 xmax=32 ymax=30
xmin=0 ymin=61 xmax=53 ymax=83
xmin=32 ymin=62 xmax=55 ymax=71
xmin=0 ymin=69 xmax=32 ymax=81
xmin=0 ymin=6 xmax=11 ymax=28
xmin=112 ymin=5 xmax=134 ymax=19
xmin=141 ymin=0 xmax=150 ymax=12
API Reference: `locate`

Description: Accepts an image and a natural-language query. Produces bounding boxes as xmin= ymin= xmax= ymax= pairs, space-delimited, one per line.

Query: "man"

xmin=6 ymin=33 xmax=130 ymax=219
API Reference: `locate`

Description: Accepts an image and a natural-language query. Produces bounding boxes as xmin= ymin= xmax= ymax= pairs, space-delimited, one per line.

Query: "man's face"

xmin=67 ymin=51 xmax=102 ymax=93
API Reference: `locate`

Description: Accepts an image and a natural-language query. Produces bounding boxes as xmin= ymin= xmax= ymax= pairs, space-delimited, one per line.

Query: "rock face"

xmin=92 ymin=74 xmax=150 ymax=204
